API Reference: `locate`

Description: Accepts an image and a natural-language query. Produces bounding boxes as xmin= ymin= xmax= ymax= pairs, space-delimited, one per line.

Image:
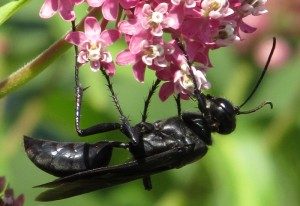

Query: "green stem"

xmin=0 ymin=8 xmax=101 ymax=98
xmin=0 ymin=37 xmax=70 ymax=98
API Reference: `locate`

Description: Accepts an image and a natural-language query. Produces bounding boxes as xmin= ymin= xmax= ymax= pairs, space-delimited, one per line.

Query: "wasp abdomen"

xmin=24 ymin=136 xmax=113 ymax=177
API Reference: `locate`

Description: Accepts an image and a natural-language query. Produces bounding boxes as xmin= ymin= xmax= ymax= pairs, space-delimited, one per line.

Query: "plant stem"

xmin=0 ymin=8 xmax=101 ymax=98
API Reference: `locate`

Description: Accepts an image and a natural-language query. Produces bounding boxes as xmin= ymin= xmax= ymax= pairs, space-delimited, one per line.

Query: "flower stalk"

xmin=0 ymin=8 xmax=101 ymax=98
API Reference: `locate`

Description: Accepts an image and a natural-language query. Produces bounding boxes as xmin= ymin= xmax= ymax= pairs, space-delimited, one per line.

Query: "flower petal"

xmin=77 ymin=51 xmax=88 ymax=64
xmin=159 ymin=82 xmax=174 ymax=101
xmin=100 ymin=29 xmax=120 ymax=46
xmin=119 ymin=0 xmax=138 ymax=9
xmin=59 ymin=0 xmax=76 ymax=21
xmin=90 ymin=61 xmax=101 ymax=71
xmin=156 ymin=68 xmax=173 ymax=81
xmin=84 ymin=17 xmax=101 ymax=40
xmin=39 ymin=0 xmax=58 ymax=19
xmin=116 ymin=50 xmax=138 ymax=65
xmin=133 ymin=60 xmax=146 ymax=82
xmin=65 ymin=31 xmax=87 ymax=46
xmin=118 ymin=19 xmax=142 ymax=35
xmin=74 ymin=0 xmax=84 ymax=5
xmin=102 ymin=62 xmax=116 ymax=76
xmin=155 ymin=3 xmax=168 ymax=14
xmin=142 ymin=4 xmax=152 ymax=16
xmin=239 ymin=20 xmax=257 ymax=33
xmin=102 ymin=0 xmax=119 ymax=21
xmin=86 ymin=0 xmax=104 ymax=7
xmin=14 ymin=194 xmax=25 ymax=206
xmin=129 ymin=33 xmax=150 ymax=54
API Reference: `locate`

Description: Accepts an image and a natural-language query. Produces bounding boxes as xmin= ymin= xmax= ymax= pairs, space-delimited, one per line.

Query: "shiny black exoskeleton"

xmin=25 ymin=95 xmax=238 ymax=178
xmin=23 ymin=95 xmax=255 ymax=201
xmin=24 ymin=37 xmax=276 ymax=201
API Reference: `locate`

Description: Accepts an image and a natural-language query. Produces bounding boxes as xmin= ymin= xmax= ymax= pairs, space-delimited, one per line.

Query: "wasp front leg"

xmin=75 ymin=82 xmax=121 ymax=137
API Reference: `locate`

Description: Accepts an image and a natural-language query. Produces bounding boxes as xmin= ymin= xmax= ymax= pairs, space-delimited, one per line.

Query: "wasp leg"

xmin=99 ymin=71 xmax=153 ymax=190
xmin=141 ymin=79 xmax=161 ymax=122
xmin=137 ymin=79 xmax=161 ymax=191
xmin=74 ymin=78 xmax=121 ymax=137
xmin=175 ymin=94 xmax=181 ymax=117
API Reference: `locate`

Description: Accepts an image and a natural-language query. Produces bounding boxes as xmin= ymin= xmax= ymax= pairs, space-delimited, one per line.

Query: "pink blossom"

xmin=157 ymin=56 xmax=210 ymax=101
xmin=117 ymin=38 xmax=175 ymax=82
xmin=241 ymin=0 xmax=268 ymax=16
xmin=140 ymin=40 xmax=173 ymax=67
xmin=214 ymin=20 xmax=240 ymax=46
xmin=118 ymin=18 xmax=144 ymax=36
xmin=40 ymin=0 xmax=83 ymax=21
xmin=181 ymin=17 xmax=216 ymax=45
xmin=174 ymin=65 xmax=211 ymax=94
xmin=38 ymin=0 xmax=272 ymax=102
xmin=0 ymin=177 xmax=5 ymax=193
xmin=117 ymin=36 xmax=177 ymax=83
xmin=0 ymin=177 xmax=25 ymax=206
xmin=140 ymin=3 xmax=179 ymax=36
xmin=184 ymin=39 xmax=211 ymax=65
xmin=171 ymin=0 xmax=198 ymax=8
xmin=86 ymin=0 xmax=139 ymax=21
xmin=200 ymin=0 xmax=234 ymax=19
xmin=65 ymin=17 xmax=120 ymax=75
xmin=116 ymin=49 xmax=146 ymax=82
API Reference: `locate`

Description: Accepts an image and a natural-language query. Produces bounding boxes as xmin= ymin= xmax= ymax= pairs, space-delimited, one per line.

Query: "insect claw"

xmin=83 ymin=86 xmax=90 ymax=91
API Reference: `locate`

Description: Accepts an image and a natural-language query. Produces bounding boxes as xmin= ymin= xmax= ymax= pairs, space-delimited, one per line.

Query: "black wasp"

xmin=24 ymin=37 xmax=276 ymax=201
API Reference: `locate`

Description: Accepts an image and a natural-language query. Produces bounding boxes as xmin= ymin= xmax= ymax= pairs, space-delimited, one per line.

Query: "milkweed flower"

xmin=86 ymin=0 xmax=139 ymax=21
xmin=0 ymin=177 xmax=25 ymax=206
xmin=157 ymin=55 xmax=211 ymax=101
xmin=43 ymin=0 xmax=270 ymax=101
xmin=65 ymin=17 xmax=120 ymax=75
xmin=200 ymin=0 xmax=234 ymax=19
xmin=241 ymin=0 xmax=268 ymax=16
xmin=40 ymin=0 xmax=84 ymax=21
xmin=116 ymin=38 xmax=175 ymax=82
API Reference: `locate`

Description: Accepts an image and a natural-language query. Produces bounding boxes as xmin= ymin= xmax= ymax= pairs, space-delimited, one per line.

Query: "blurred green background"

xmin=1 ymin=1 xmax=300 ymax=206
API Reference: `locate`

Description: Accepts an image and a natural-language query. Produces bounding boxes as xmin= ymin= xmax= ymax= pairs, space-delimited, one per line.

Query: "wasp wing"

xmin=35 ymin=146 xmax=194 ymax=201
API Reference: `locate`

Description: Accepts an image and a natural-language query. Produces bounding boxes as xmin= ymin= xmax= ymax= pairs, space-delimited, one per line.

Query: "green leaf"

xmin=0 ymin=0 xmax=32 ymax=26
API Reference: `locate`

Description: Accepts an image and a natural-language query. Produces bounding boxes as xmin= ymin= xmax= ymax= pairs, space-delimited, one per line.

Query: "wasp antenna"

xmin=237 ymin=101 xmax=273 ymax=115
xmin=238 ymin=37 xmax=276 ymax=109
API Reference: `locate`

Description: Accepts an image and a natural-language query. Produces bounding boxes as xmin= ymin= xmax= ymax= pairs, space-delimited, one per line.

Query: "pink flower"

xmin=200 ymin=0 xmax=234 ymax=19
xmin=214 ymin=20 xmax=240 ymax=46
xmin=181 ymin=17 xmax=216 ymax=45
xmin=0 ymin=177 xmax=5 ymax=193
xmin=174 ymin=65 xmax=211 ymax=94
xmin=65 ymin=17 xmax=120 ymax=75
xmin=140 ymin=3 xmax=179 ymax=36
xmin=117 ymin=37 xmax=176 ymax=82
xmin=0 ymin=177 xmax=25 ymax=206
xmin=116 ymin=49 xmax=147 ymax=82
xmin=171 ymin=0 xmax=198 ymax=8
xmin=42 ymin=0 xmax=270 ymax=103
xmin=86 ymin=0 xmax=139 ymax=21
xmin=241 ymin=0 xmax=268 ymax=16
xmin=157 ymin=56 xmax=210 ymax=101
xmin=40 ymin=0 xmax=83 ymax=21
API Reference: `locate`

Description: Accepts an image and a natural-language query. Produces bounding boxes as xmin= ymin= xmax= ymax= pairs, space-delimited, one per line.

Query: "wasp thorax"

xmin=206 ymin=97 xmax=236 ymax=134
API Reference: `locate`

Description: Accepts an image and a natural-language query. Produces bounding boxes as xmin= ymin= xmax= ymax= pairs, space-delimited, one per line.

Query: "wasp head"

xmin=205 ymin=95 xmax=236 ymax=134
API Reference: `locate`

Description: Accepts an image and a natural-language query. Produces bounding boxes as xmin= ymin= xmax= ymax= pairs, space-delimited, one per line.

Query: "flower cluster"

xmin=40 ymin=0 xmax=268 ymax=101
xmin=0 ymin=177 xmax=24 ymax=206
